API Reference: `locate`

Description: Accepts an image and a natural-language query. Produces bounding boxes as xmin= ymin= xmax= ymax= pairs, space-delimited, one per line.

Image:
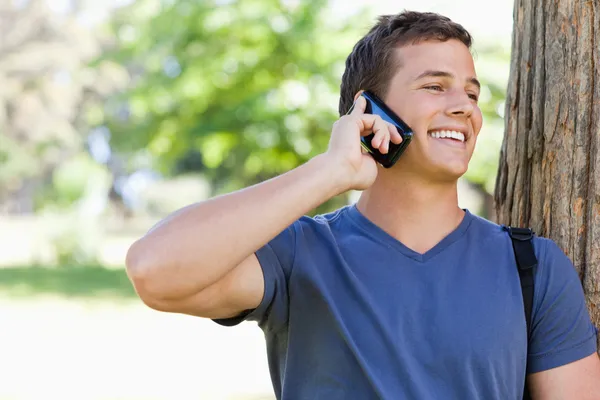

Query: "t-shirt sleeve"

xmin=527 ymin=238 xmax=598 ymax=374
xmin=212 ymin=222 xmax=297 ymax=332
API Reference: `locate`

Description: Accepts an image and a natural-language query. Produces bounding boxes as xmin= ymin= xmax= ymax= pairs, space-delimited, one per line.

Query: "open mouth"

xmin=427 ymin=130 xmax=466 ymax=143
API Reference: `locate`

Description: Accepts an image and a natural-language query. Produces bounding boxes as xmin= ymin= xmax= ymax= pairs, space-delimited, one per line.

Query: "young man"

xmin=125 ymin=11 xmax=600 ymax=400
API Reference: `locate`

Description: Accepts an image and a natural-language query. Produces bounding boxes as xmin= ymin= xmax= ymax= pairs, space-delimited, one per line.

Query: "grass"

xmin=0 ymin=264 xmax=276 ymax=400
xmin=0 ymin=265 xmax=137 ymax=299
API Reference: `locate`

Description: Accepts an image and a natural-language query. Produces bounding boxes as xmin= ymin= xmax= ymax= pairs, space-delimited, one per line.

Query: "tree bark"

xmin=494 ymin=0 xmax=600 ymax=350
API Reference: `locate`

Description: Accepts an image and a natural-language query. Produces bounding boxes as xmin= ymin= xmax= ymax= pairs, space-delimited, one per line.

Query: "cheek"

xmin=400 ymin=94 xmax=438 ymax=133
xmin=472 ymin=107 xmax=484 ymax=134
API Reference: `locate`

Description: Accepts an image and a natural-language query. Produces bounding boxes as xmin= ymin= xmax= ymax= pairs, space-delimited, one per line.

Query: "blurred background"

xmin=0 ymin=0 xmax=512 ymax=399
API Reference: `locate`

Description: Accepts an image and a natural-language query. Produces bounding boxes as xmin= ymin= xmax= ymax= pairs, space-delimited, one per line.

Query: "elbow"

xmin=125 ymin=238 xmax=153 ymax=283
xmin=125 ymin=239 xmax=171 ymax=310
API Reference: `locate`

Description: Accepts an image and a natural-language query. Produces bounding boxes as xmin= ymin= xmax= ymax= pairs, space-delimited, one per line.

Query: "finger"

xmin=378 ymin=132 xmax=390 ymax=154
xmin=356 ymin=115 xmax=395 ymax=152
xmin=355 ymin=114 xmax=378 ymax=136
xmin=369 ymin=116 xmax=390 ymax=154
xmin=349 ymin=96 xmax=366 ymax=117
xmin=357 ymin=115 xmax=389 ymax=153
xmin=371 ymin=134 xmax=381 ymax=148
xmin=381 ymin=134 xmax=390 ymax=153
xmin=388 ymin=123 xmax=403 ymax=144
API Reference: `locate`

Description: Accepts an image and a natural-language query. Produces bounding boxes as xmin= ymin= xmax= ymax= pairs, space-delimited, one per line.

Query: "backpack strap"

xmin=505 ymin=226 xmax=537 ymax=336
xmin=503 ymin=226 xmax=538 ymax=400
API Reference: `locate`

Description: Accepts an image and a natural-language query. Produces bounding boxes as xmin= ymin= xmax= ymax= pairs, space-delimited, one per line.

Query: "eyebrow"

xmin=415 ymin=70 xmax=481 ymax=90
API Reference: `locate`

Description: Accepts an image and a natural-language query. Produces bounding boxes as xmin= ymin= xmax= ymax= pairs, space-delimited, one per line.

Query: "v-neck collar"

xmin=345 ymin=204 xmax=474 ymax=263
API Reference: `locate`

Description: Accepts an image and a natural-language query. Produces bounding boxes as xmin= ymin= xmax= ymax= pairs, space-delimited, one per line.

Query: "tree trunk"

xmin=494 ymin=0 xmax=600 ymax=350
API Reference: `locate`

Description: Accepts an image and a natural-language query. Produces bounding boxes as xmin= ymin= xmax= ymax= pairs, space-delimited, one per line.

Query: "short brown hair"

xmin=338 ymin=11 xmax=473 ymax=116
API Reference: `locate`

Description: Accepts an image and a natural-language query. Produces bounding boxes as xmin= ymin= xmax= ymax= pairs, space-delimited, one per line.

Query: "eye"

xmin=424 ymin=85 xmax=443 ymax=91
xmin=467 ymin=93 xmax=479 ymax=101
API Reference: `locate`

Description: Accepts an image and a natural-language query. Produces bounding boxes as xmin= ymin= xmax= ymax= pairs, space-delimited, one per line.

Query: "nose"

xmin=445 ymin=89 xmax=474 ymax=118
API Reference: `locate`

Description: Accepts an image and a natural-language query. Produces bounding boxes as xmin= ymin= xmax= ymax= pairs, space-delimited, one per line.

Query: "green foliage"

xmin=101 ymin=0 xmax=509 ymax=212
xmin=102 ymin=0 xmax=362 ymax=210
xmin=45 ymin=153 xmax=111 ymax=208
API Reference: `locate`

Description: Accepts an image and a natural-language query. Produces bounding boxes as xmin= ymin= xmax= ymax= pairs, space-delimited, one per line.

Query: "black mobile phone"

xmin=351 ymin=90 xmax=413 ymax=168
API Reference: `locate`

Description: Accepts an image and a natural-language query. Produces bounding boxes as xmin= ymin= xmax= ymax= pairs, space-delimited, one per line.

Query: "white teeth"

xmin=429 ymin=130 xmax=465 ymax=142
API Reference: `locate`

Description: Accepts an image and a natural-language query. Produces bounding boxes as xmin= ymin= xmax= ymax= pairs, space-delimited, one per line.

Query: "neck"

xmin=356 ymin=168 xmax=465 ymax=254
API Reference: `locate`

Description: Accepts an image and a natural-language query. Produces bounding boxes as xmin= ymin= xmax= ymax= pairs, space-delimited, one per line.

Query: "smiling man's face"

xmin=383 ymin=39 xmax=483 ymax=181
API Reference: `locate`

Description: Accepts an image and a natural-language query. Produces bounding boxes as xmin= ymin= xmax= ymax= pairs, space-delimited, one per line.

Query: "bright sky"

xmin=44 ymin=0 xmax=514 ymax=47
xmin=332 ymin=0 xmax=514 ymax=47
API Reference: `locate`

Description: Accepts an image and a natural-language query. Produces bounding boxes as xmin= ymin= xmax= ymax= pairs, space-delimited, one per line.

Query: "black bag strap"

xmin=503 ymin=226 xmax=538 ymax=400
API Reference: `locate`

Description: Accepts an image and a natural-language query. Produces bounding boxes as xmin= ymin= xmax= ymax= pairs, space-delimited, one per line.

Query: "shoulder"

xmin=464 ymin=211 xmax=557 ymax=261
xmin=475 ymin=215 xmax=582 ymax=306
xmin=294 ymin=205 xmax=353 ymax=233
xmin=530 ymin=235 xmax=580 ymax=292
xmin=462 ymin=210 xmax=512 ymax=248
xmin=287 ymin=206 xmax=367 ymax=254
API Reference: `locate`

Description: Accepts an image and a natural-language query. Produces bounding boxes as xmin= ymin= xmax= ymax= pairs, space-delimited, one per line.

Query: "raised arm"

xmin=125 ymin=96 xmax=402 ymax=319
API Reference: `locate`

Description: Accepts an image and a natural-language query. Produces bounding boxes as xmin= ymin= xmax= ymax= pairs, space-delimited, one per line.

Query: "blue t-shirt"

xmin=215 ymin=205 xmax=598 ymax=399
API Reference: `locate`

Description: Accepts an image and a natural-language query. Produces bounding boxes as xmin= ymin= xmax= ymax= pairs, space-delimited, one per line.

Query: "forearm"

xmin=125 ymin=153 xmax=348 ymax=299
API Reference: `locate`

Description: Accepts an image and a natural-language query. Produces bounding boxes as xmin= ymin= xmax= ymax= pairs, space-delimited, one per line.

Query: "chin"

xmin=433 ymin=163 xmax=469 ymax=182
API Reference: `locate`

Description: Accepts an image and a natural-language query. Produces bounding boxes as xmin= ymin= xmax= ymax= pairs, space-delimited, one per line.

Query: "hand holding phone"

xmin=349 ymin=91 xmax=413 ymax=168
xmin=324 ymin=91 xmax=413 ymax=191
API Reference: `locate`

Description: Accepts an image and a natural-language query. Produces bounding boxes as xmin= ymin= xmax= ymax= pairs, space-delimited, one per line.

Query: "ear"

xmin=353 ymin=90 xmax=365 ymax=102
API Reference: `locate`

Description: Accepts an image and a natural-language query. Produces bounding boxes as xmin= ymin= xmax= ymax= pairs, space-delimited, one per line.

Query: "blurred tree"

xmin=101 ymin=0 xmax=509 ymax=215
xmin=100 ymin=0 xmax=373 ymax=213
xmin=494 ymin=0 xmax=599 ymax=348
xmin=0 ymin=0 xmax=126 ymax=213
